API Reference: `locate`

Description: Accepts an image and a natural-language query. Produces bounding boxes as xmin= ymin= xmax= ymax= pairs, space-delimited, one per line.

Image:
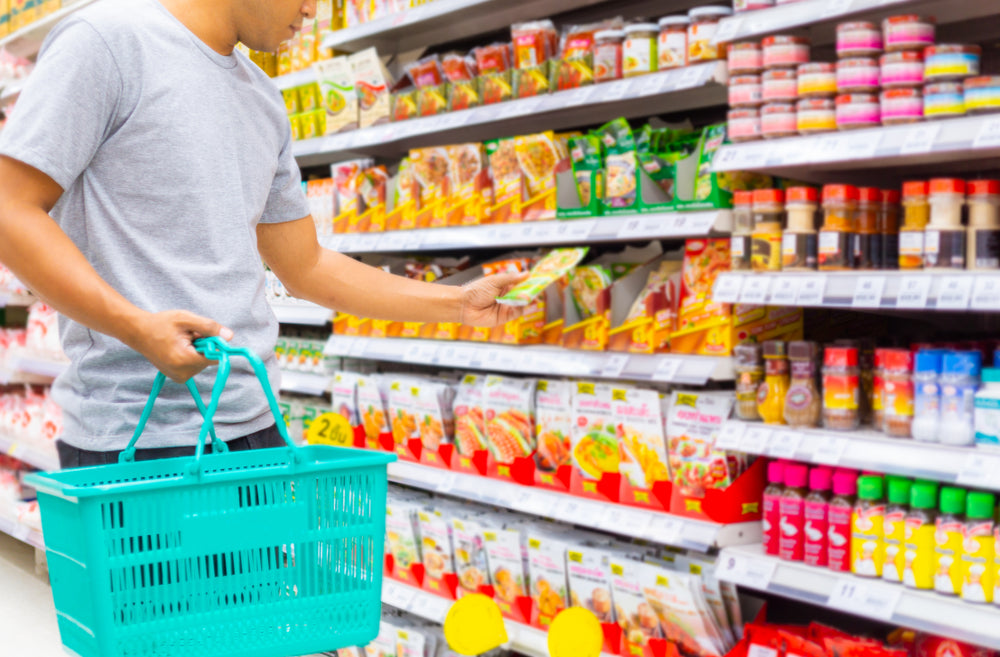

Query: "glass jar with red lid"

xmin=882 ymin=349 xmax=915 ymax=437
xmin=783 ymin=186 xmax=819 ymax=271
xmin=855 ymin=187 xmax=881 ymax=270
xmin=824 ymin=346 xmax=861 ymax=431
xmin=819 ymin=184 xmax=859 ymax=271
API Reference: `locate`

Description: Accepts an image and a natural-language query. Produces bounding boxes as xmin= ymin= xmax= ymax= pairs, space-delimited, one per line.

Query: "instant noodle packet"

xmin=498 ymin=247 xmax=588 ymax=307
xmin=600 ymin=118 xmax=638 ymax=210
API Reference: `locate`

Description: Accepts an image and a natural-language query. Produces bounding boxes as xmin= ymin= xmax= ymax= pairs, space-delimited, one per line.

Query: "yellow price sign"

xmin=548 ymin=607 xmax=603 ymax=657
xmin=443 ymin=594 xmax=507 ymax=656
xmin=306 ymin=412 xmax=354 ymax=447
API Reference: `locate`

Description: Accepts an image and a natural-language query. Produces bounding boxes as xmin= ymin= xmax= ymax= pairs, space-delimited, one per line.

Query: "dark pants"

xmin=55 ymin=424 xmax=286 ymax=469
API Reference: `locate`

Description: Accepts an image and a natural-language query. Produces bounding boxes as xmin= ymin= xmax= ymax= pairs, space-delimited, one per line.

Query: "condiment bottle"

xmin=784 ymin=341 xmax=821 ymax=427
xmin=819 ymin=184 xmax=858 ymax=270
xmin=903 ymin=480 xmax=939 ymax=589
xmin=912 ymin=350 xmax=944 ymax=442
xmin=872 ymin=348 xmax=888 ymax=430
xmin=752 ymin=189 xmax=785 ymax=272
xmin=854 ymin=187 xmax=881 ymax=270
xmin=924 ymin=178 xmax=967 ymax=269
xmin=967 ymin=180 xmax=1000 ymax=270
xmin=939 ymin=351 xmax=982 ymax=446
xmin=823 ymin=346 xmax=860 ymax=431
xmin=934 ymin=486 xmax=967 ymax=595
xmin=900 ymin=181 xmax=930 ymax=270
xmin=731 ymin=190 xmax=754 ymax=271
xmin=758 ymin=340 xmax=790 ymax=425
xmin=961 ymin=491 xmax=996 ymax=604
xmin=763 ymin=460 xmax=785 ymax=555
xmin=734 ymin=344 xmax=764 ymax=421
xmin=883 ymin=476 xmax=912 ymax=583
xmin=851 ymin=475 xmax=886 ymax=577
xmin=804 ymin=466 xmax=832 ymax=568
xmin=882 ymin=348 xmax=915 ymax=438
xmin=779 ymin=463 xmax=809 ymax=561
xmin=828 ymin=470 xmax=858 ymax=572
xmin=879 ymin=189 xmax=901 ymax=269
xmin=974 ymin=367 xmax=1000 ymax=446
xmin=782 ymin=186 xmax=819 ymax=270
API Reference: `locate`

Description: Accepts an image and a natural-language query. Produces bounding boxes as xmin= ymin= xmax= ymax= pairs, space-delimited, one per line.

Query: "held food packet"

xmin=484 ymin=375 xmax=536 ymax=464
xmin=665 ymin=391 xmax=737 ymax=498
xmin=453 ymin=374 xmax=487 ymax=457
xmin=497 ymin=247 xmax=589 ymax=306
xmin=535 ymin=379 xmax=573 ymax=473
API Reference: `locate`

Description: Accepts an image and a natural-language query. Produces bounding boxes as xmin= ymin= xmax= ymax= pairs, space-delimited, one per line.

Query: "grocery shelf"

xmin=270 ymin=301 xmax=334 ymax=326
xmin=0 ymin=432 xmax=58 ymax=472
xmin=325 ymin=336 xmax=735 ymax=385
xmin=2 ymin=293 xmax=36 ymax=307
xmin=382 ymin=578 xmax=617 ymax=657
xmin=279 ymin=370 xmax=332 ymax=397
xmin=5 ymin=350 xmax=68 ymax=380
xmin=271 ymin=68 xmax=321 ymax=91
xmin=293 ymin=62 xmax=727 ymax=167
xmin=711 ymin=271 xmax=1000 ymax=312
xmin=390 ymin=460 xmax=760 ymax=551
xmin=0 ymin=0 xmax=98 ymax=59
xmin=714 ymin=419 xmax=1000 ymax=492
xmin=0 ymin=514 xmax=44 ymax=550
xmin=717 ymin=544 xmax=1000 ymax=650
xmin=711 ymin=115 xmax=1000 ymax=180
xmin=323 ymin=210 xmax=731 ymax=254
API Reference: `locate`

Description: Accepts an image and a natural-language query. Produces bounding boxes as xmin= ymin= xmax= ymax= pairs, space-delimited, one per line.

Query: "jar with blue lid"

xmin=912 ymin=349 xmax=945 ymax=442
xmin=939 ymin=350 xmax=982 ymax=446
xmin=924 ymin=82 xmax=965 ymax=121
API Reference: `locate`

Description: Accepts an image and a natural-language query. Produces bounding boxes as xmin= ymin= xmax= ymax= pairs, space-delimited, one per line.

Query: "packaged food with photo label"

xmin=453 ymin=374 xmax=487 ymax=457
xmin=571 ymin=382 xmax=619 ymax=481
xmin=665 ymin=390 xmax=737 ymax=498
xmin=613 ymin=386 xmax=671 ymax=491
xmin=484 ymin=375 xmax=537 ymax=464
xmin=535 ymin=379 xmax=574 ymax=473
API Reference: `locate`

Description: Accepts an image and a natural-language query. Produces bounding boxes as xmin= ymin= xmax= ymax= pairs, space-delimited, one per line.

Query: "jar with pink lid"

xmin=729 ymin=108 xmax=762 ymax=142
xmin=762 ymin=69 xmax=798 ymax=102
xmin=798 ymin=63 xmax=836 ymax=98
xmin=728 ymin=41 xmax=763 ymax=74
xmin=880 ymin=88 xmax=923 ymax=125
xmin=924 ymin=82 xmax=966 ymax=120
xmin=836 ymin=93 xmax=881 ymax=130
xmin=836 ymin=22 xmax=883 ymax=58
xmin=880 ymin=51 xmax=924 ymax=89
xmin=730 ymin=75 xmax=763 ymax=107
xmin=762 ymin=35 xmax=810 ymax=70
xmin=797 ymin=98 xmax=836 ymax=134
xmin=883 ymin=15 xmax=935 ymax=53
xmin=762 ymin=102 xmax=798 ymax=139
xmin=836 ymin=57 xmax=880 ymax=93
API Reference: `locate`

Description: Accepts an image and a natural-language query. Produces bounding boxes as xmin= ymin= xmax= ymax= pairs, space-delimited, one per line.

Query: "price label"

xmin=714 ymin=422 xmax=746 ymax=451
xmin=768 ymin=138 xmax=812 ymax=166
xmin=811 ymin=435 xmax=849 ymax=465
xmin=712 ymin=146 xmax=742 ymax=171
xmin=972 ymin=117 xmax=1000 ymax=149
xmin=796 ymin=276 xmax=828 ymax=305
xmin=749 ymin=646 xmax=779 ymax=657
xmin=348 ymin=339 xmax=368 ymax=358
xmin=852 ymin=276 xmax=886 ymax=308
xmin=712 ymin=17 xmax=742 ymax=44
xmin=566 ymin=219 xmax=596 ymax=240
xmin=451 ymin=346 xmax=476 ymax=367
xmin=713 ymin=274 xmax=745 ymax=303
xmin=827 ymin=578 xmax=901 ymax=620
xmin=519 ymin=491 xmax=554 ymax=517
xmin=936 ymin=276 xmax=974 ymax=310
xmin=820 ymin=0 xmax=853 ymax=17
xmin=716 ymin=553 xmax=776 ymax=590
xmin=814 ymin=135 xmax=844 ymax=162
xmin=437 ymin=473 xmax=459 ymax=494
xmin=957 ymin=453 xmax=1000 ymax=488
xmin=740 ymin=276 xmax=772 ymax=305
xmin=384 ymin=583 xmax=416 ymax=611
xmin=437 ymin=112 xmax=469 ymax=130
xmin=769 ymin=277 xmax=802 ymax=306
xmin=652 ymin=358 xmax=682 ymax=382
xmin=603 ymin=508 xmax=653 ymax=537
xmin=403 ymin=343 xmax=437 ymax=363
xmin=410 ymin=594 xmax=451 ymax=623
xmin=646 ymin=515 xmax=683 ymax=546
xmin=896 ymin=276 xmax=932 ymax=309
xmin=768 ymin=431 xmax=803 ymax=459
xmin=600 ymin=354 xmax=630 ymax=378
xmin=740 ymin=427 xmax=772 ymax=454
xmin=972 ymin=276 xmax=1000 ymax=310
xmin=532 ymin=222 xmax=559 ymax=241
xmin=483 ymin=349 xmax=505 ymax=370
xmin=899 ymin=124 xmax=941 ymax=155
xmin=837 ymin=133 xmax=881 ymax=160
xmin=617 ymin=216 xmax=657 ymax=239
xmin=600 ymin=80 xmax=633 ymax=102
xmin=677 ymin=64 xmax=705 ymax=89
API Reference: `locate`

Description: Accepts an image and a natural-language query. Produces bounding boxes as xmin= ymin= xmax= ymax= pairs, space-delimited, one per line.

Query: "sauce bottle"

xmin=904 ymin=481 xmax=939 ymax=590
xmin=934 ymin=486 xmax=967 ymax=595
xmin=763 ymin=460 xmax=785 ymax=556
xmin=961 ymin=491 xmax=996 ymax=604
xmin=851 ymin=474 xmax=885 ymax=577
xmin=758 ymin=340 xmax=790 ymax=425
xmin=882 ymin=476 xmax=912 ymax=583
xmin=804 ymin=466 xmax=833 ymax=567
xmin=828 ymin=469 xmax=857 ymax=572
xmin=779 ymin=463 xmax=809 ymax=561
xmin=879 ymin=189 xmax=900 ymax=270
xmin=751 ymin=189 xmax=785 ymax=272
xmin=899 ymin=181 xmax=930 ymax=270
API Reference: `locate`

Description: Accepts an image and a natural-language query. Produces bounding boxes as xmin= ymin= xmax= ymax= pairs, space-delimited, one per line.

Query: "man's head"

xmin=235 ymin=0 xmax=317 ymax=53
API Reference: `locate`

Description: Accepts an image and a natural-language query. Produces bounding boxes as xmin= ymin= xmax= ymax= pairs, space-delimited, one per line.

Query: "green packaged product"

xmin=598 ymin=118 xmax=637 ymax=209
xmin=568 ymin=264 xmax=613 ymax=319
xmin=498 ymin=247 xmax=589 ymax=306
xmin=568 ymin=133 xmax=603 ymax=206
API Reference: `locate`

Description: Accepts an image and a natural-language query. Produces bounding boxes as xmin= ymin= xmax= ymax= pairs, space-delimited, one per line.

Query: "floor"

xmin=0 ymin=532 xmax=63 ymax=656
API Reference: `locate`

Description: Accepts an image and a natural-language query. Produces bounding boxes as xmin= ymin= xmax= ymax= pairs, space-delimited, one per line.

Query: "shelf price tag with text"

xmin=936 ymin=276 xmax=974 ymax=310
xmin=715 ymin=421 xmax=747 ymax=451
xmin=796 ymin=276 xmax=827 ymax=306
xmin=971 ymin=276 xmax=1000 ymax=311
xmin=713 ymin=274 xmax=745 ymax=303
xmin=973 ymin=117 xmax=1000 ymax=150
xmin=827 ymin=578 xmax=901 ymax=621
xmin=740 ymin=427 xmax=772 ymax=454
xmin=899 ymin=123 xmax=941 ymax=155
xmin=769 ymin=277 xmax=802 ymax=306
xmin=957 ymin=453 xmax=1000 ymax=489
xmin=767 ymin=430 xmax=802 ymax=459
xmin=716 ymin=552 xmax=777 ymax=590
xmin=896 ymin=276 xmax=931 ymax=309
xmin=740 ymin=276 xmax=771 ymax=305
xmin=852 ymin=276 xmax=886 ymax=308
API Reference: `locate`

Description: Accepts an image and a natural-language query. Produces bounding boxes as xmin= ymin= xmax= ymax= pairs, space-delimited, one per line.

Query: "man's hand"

xmin=459 ymin=272 xmax=530 ymax=327
xmin=128 ymin=310 xmax=234 ymax=383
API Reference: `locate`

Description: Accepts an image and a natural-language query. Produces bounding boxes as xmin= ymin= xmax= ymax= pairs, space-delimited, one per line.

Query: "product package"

xmin=670 ymin=238 xmax=732 ymax=356
xmin=570 ymin=382 xmax=619 ymax=482
xmin=558 ymin=133 xmax=604 ymax=218
xmin=410 ymin=146 xmax=451 ymax=228
xmin=451 ymin=514 xmax=490 ymax=597
xmin=526 ymin=528 xmax=572 ymax=627
xmin=358 ymin=374 xmax=392 ymax=449
xmin=613 ymin=386 xmax=670 ymax=493
xmin=453 ymin=374 xmax=487 ymax=457
xmin=483 ymin=523 xmax=529 ymax=615
xmin=332 ymin=371 xmax=361 ymax=427
xmin=534 ymin=379 xmax=574 ymax=477
xmin=608 ymin=257 xmax=683 ymax=355
xmin=416 ymin=505 xmax=456 ymax=595
xmin=665 ymin=390 xmax=737 ymax=498
xmin=350 ymin=48 xmax=393 ymax=129
xmin=566 ymin=544 xmax=615 ymax=624
xmin=315 ymin=56 xmax=359 ymax=134
xmin=515 ymin=132 xmax=565 ymax=221
xmin=483 ymin=375 xmax=536 ymax=465
xmin=445 ymin=143 xmax=489 ymax=226
xmin=386 ymin=498 xmax=422 ymax=579
xmin=498 ymin=247 xmax=588 ymax=306
xmin=486 ymin=138 xmax=523 ymax=224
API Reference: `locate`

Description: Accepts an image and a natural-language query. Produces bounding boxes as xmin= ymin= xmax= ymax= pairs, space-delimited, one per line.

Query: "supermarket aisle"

xmin=0 ymin=533 xmax=61 ymax=657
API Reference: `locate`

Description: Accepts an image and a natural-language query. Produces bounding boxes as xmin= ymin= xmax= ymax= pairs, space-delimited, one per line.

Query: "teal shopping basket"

xmin=25 ymin=337 xmax=395 ymax=657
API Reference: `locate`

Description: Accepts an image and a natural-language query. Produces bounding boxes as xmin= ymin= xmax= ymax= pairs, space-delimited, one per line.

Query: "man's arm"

xmin=0 ymin=156 xmax=232 ymax=381
xmin=258 ymin=216 xmax=526 ymax=326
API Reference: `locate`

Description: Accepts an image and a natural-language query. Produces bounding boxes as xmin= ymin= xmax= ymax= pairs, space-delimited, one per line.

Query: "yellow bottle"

xmin=903 ymin=481 xmax=938 ymax=590
xmin=882 ymin=477 xmax=911 ymax=583
xmin=960 ymin=491 xmax=996 ymax=604
xmin=757 ymin=341 xmax=789 ymax=425
xmin=934 ymin=487 xmax=967 ymax=596
xmin=851 ymin=475 xmax=885 ymax=578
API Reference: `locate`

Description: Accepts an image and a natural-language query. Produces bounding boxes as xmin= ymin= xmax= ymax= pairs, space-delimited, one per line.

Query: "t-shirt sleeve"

xmin=259 ymin=120 xmax=310 ymax=224
xmin=0 ymin=17 xmax=123 ymax=191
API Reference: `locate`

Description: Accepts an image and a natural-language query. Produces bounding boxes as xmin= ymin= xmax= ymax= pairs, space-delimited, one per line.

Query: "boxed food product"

xmin=665 ymin=390 xmax=736 ymax=498
xmin=671 ymin=238 xmax=732 ymax=356
xmin=416 ymin=506 xmax=456 ymax=594
xmin=350 ymin=48 xmax=393 ymax=129
xmin=570 ymin=382 xmax=619 ymax=482
xmin=613 ymin=386 xmax=670 ymax=492
xmin=358 ymin=166 xmax=389 ymax=232
xmin=358 ymin=374 xmax=391 ymax=449
xmin=451 ymin=515 xmax=490 ymax=597
xmin=534 ymin=380 xmax=574 ymax=477
xmin=483 ymin=523 xmax=529 ymax=612
xmin=484 ymin=375 xmax=536 ymax=465
xmin=453 ymin=374 xmax=487 ymax=457
xmin=566 ymin=544 xmax=615 ymax=623
xmin=445 ymin=144 xmax=488 ymax=227
xmin=526 ymin=529 xmax=572 ymax=627
xmin=332 ymin=371 xmax=361 ymax=426
xmin=557 ymin=133 xmax=603 ymax=218
xmin=485 ymin=138 xmax=523 ymax=224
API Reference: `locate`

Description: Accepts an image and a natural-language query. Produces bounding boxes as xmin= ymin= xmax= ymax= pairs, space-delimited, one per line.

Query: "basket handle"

xmin=119 ymin=337 xmax=299 ymax=470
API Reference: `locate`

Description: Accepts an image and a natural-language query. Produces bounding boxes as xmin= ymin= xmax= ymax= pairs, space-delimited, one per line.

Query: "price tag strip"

xmin=716 ymin=552 xmax=777 ymax=591
xmin=852 ymin=276 xmax=887 ymax=308
xmin=767 ymin=430 xmax=803 ymax=459
xmin=957 ymin=453 xmax=1000 ymax=489
xmin=827 ymin=578 xmax=902 ymax=621
xmin=796 ymin=276 xmax=828 ymax=306
xmin=713 ymin=274 xmax=745 ymax=303
xmin=740 ymin=427 xmax=772 ymax=454
xmin=895 ymin=276 xmax=932 ymax=309
xmin=714 ymin=421 xmax=747 ymax=451
xmin=936 ymin=276 xmax=974 ymax=310
xmin=740 ymin=276 xmax=772 ymax=305
xmin=971 ymin=276 xmax=1000 ymax=311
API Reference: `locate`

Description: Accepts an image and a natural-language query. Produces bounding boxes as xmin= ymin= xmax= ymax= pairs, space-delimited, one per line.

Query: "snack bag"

xmin=416 ymin=507 xmax=456 ymax=589
xmin=566 ymin=545 xmax=615 ymax=623
xmin=557 ymin=23 xmax=604 ymax=91
xmin=442 ymin=53 xmax=478 ymax=81
xmin=570 ymin=382 xmax=618 ymax=481
xmin=483 ymin=375 xmax=536 ymax=464
xmin=665 ymin=391 xmax=735 ymax=498
xmin=405 ymin=55 xmax=445 ymax=87
xmin=452 ymin=515 xmax=490 ymax=596
xmin=512 ymin=20 xmax=558 ymax=69
xmin=386 ymin=499 xmax=422 ymax=572
xmin=357 ymin=375 xmax=391 ymax=449
xmin=392 ymin=89 xmax=419 ymax=122
xmin=672 ymin=238 xmax=732 ymax=355
xmin=483 ymin=523 xmax=528 ymax=603
xmin=392 ymin=158 xmax=419 ymax=230
xmin=534 ymin=379 xmax=573 ymax=473
xmin=613 ymin=386 xmax=670 ymax=491
xmin=526 ymin=529 xmax=571 ymax=626
xmin=498 ymin=247 xmax=588 ymax=306
xmin=474 ymin=43 xmax=512 ymax=74
xmin=332 ymin=371 xmax=361 ymax=427
xmin=453 ymin=374 xmax=487 ymax=457
xmin=360 ymin=165 xmax=389 ymax=230
xmin=599 ymin=118 xmax=638 ymax=209
xmin=332 ymin=159 xmax=370 ymax=233
xmin=486 ymin=138 xmax=523 ymax=224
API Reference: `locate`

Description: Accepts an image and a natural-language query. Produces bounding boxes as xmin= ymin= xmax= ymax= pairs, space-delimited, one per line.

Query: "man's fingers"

xmin=174 ymin=311 xmax=234 ymax=342
xmin=489 ymin=271 xmax=529 ymax=293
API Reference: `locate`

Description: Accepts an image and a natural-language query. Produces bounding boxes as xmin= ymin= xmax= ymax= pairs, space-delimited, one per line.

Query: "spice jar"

xmin=819 ymin=184 xmax=858 ymax=271
xmin=837 ymin=22 xmax=883 ymax=58
xmin=900 ymin=181 xmax=930 ymax=270
xmin=785 ymin=341 xmax=822 ymax=428
xmin=924 ymin=178 xmax=966 ymax=270
xmin=783 ymin=186 xmax=819 ymax=271
xmin=965 ymin=77 xmax=1000 ymax=115
xmin=761 ymin=102 xmax=798 ymax=139
xmin=687 ymin=6 xmax=733 ymax=63
xmin=967 ymin=180 xmax=1000 ymax=270
xmin=730 ymin=74 xmax=763 ymax=107
xmin=924 ymin=82 xmax=965 ymax=121
xmin=752 ymin=188 xmax=785 ymax=271
xmin=657 ymin=16 xmax=689 ymax=70
xmin=873 ymin=348 xmax=888 ymax=429
xmin=924 ymin=45 xmax=981 ymax=83
xmin=854 ymin=187 xmax=881 ymax=270
xmin=594 ymin=29 xmax=625 ymax=82
xmin=880 ymin=51 xmax=924 ymax=89
xmin=623 ymin=24 xmax=658 ymax=78
xmin=883 ymin=349 xmax=915 ymax=437
xmin=734 ymin=344 xmax=764 ymax=420
xmin=798 ymin=62 xmax=836 ymax=98
xmin=836 ymin=93 xmax=881 ymax=130
xmin=728 ymin=41 xmax=762 ymax=74
xmin=824 ymin=346 xmax=861 ymax=431
xmin=758 ymin=340 xmax=790 ymax=425
xmin=837 ymin=57 xmax=880 ymax=93
xmin=731 ymin=190 xmax=754 ymax=270
xmin=797 ymin=98 xmax=836 ymax=134
xmin=762 ymin=69 xmax=798 ymax=102
xmin=762 ymin=35 xmax=810 ymax=70
xmin=879 ymin=189 xmax=901 ymax=270
xmin=881 ymin=88 xmax=923 ymax=125
xmin=728 ymin=108 xmax=762 ymax=142
xmin=883 ymin=15 xmax=935 ymax=53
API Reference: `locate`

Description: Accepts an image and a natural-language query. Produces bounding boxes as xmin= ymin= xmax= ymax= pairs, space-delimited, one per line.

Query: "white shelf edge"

xmin=0 ymin=431 xmax=59 ymax=472
xmin=714 ymin=0 xmax=912 ymax=44
xmin=0 ymin=513 xmax=44 ymax=550
xmin=6 ymin=349 xmax=68 ymax=380
xmin=270 ymin=301 xmax=334 ymax=326
xmin=278 ymin=370 xmax=332 ymax=397
xmin=271 ymin=68 xmax=319 ymax=91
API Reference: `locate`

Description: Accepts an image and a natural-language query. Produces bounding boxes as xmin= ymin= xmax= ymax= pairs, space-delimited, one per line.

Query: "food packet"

xmin=626 ymin=260 xmax=682 ymax=323
xmin=694 ymin=124 xmax=727 ymax=201
xmin=570 ymin=382 xmax=618 ymax=481
xmin=410 ymin=147 xmax=451 ymax=209
xmin=568 ymin=133 xmax=603 ymax=206
xmin=665 ymin=391 xmax=736 ymax=498
xmin=416 ymin=506 xmax=456 ymax=584
xmin=365 ymin=622 xmax=398 ymax=657
xmin=394 ymin=622 xmax=429 ymax=657
xmin=535 ymin=379 xmax=573 ymax=473
xmin=515 ymin=132 xmax=562 ymax=217
xmin=332 ymin=159 xmax=371 ymax=220
xmin=512 ymin=20 xmax=558 ymax=69
xmin=315 ymin=56 xmax=359 ymax=134
xmin=451 ymin=515 xmax=490 ymax=595
xmin=568 ymin=264 xmax=613 ymax=320
xmin=357 ymin=375 xmax=391 ymax=448
xmin=332 ymin=371 xmax=361 ymax=426
xmin=485 ymin=138 xmax=522 ymax=223
xmin=474 ymin=43 xmax=512 ymax=74
xmin=599 ymin=118 xmax=638 ymax=209
xmin=392 ymin=378 xmax=454 ymax=451
xmin=442 ymin=52 xmax=478 ymax=81
xmin=385 ymin=499 xmax=422 ymax=571
xmin=405 ymin=55 xmax=444 ymax=88
xmin=613 ymin=386 xmax=670 ymax=491
xmin=483 ymin=523 xmax=528 ymax=603
xmin=566 ymin=544 xmax=615 ymax=623
xmin=360 ymin=166 xmax=388 ymax=212
xmin=673 ymin=554 xmax=736 ymax=650
xmin=636 ymin=125 xmax=675 ymax=199
xmin=497 ymin=247 xmax=588 ymax=306
xmin=447 ymin=143 xmax=486 ymax=224
xmin=526 ymin=529 xmax=571 ymax=625
xmin=483 ymin=375 xmax=536 ymax=464
xmin=610 ymin=555 xmax=662 ymax=647
xmin=388 ymin=377 xmax=421 ymax=446
xmin=453 ymin=374 xmax=487 ymax=456
xmin=643 ymin=563 xmax=728 ymax=657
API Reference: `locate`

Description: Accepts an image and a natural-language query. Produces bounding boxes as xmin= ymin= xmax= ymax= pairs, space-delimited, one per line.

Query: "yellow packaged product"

xmin=316 ymin=57 xmax=359 ymax=134
xmin=445 ymin=144 xmax=487 ymax=227
xmin=486 ymin=138 xmax=523 ymax=224
xmin=570 ymin=382 xmax=619 ymax=483
xmin=277 ymin=41 xmax=293 ymax=76
xmin=388 ymin=158 xmax=418 ymax=231
xmin=410 ymin=147 xmax=450 ymax=228
xmin=288 ymin=114 xmax=303 ymax=141
xmin=670 ymin=238 xmax=732 ymax=356
xmin=514 ymin=132 xmax=562 ymax=222
xmin=612 ymin=386 xmax=670 ymax=491
xmin=299 ymin=83 xmax=321 ymax=113
xmin=0 ymin=0 xmax=10 ymax=37
xmin=526 ymin=531 xmax=571 ymax=627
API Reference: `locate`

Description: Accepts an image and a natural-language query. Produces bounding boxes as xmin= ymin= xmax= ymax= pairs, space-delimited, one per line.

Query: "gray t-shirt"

xmin=0 ymin=0 xmax=310 ymax=450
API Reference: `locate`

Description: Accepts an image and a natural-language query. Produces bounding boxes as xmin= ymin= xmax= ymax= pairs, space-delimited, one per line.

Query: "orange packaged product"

xmin=515 ymin=132 xmax=565 ymax=222
xmin=388 ymin=158 xmax=419 ymax=231
xmin=475 ymin=43 xmax=513 ymax=74
xmin=512 ymin=20 xmax=558 ymax=69
xmin=358 ymin=166 xmax=388 ymax=232
xmin=670 ymin=238 xmax=733 ymax=355
xmin=445 ymin=144 xmax=488 ymax=227
xmin=405 ymin=55 xmax=445 ymax=87
xmin=410 ymin=147 xmax=451 ymax=228
xmin=332 ymin=160 xmax=369 ymax=233
xmin=486 ymin=138 xmax=523 ymax=224
xmin=442 ymin=53 xmax=478 ymax=81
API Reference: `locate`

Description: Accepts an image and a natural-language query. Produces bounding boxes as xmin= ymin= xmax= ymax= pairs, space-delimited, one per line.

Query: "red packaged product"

xmin=405 ymin=55 xmax=444 ymax=88
xmin=512 ymin=20 xmax=558 ymax=68
xmin=474 ymin=43 xmax=513 ymax=74
xmin=441 ymin=52 xmax=478 ymax=82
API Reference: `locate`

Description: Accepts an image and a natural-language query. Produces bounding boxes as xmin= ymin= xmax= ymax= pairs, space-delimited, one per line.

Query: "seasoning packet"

xmin=642 ymin=563 xmax=728 ymax=657
xmin=694 ymin=124 xmax=727 ymax=201
xmin=570 ymin=382 xmax=618 ymax=481
xmin=599 ymin=118 xmax=638 ymax=209
xmin=673 ymin=553 xmax=736 ymax=650
xmin=483 ymin=524 xmax=528 ymax=603
xmin=416 ymin=506 xmax=456 ymax=584
xmin=349 ymin=47 xmax=393 ymax=129
xmin=566 ymin=545 xmax=615 ymax=623
xmin=568 ymin=264 xmax=613 ymax=320
xmin=568 ymin=133 xmax=604 ymax=207
xmin=388 ymin=377 xmax=421 ymax=446
xmin=534 ymin=379 xmax=573 ymax=473
xmin=613 ymin=386 xmax=670 ymax=491
xmin=625 ymin=260 xmax=682 ymax=323
xmin=447 ymin=143 xmax=487 ymax=226
xmin=497 ymin=247 xmax=589 ymax=306
xmin=401 ymin=379 xmax=455 ymax=451
xmin=486 ymin=138 xmax=522 ymax=224
xmin=332 ymin=371 xmax=361 ymax=426
xmin=453 ymin=374 xmax=487 ymax=456
xmin=483 ymin=375 xmax=536 ymax=464
xmin=610 ymin=555 xmax=662 ymax=648
xmin=442 ymin=52 xmax=478 ymax=81
xmin=315 ymin=56 xmax=359 ymax=134
xmin=386 ymin=499 xmax=422 ymax=571
xmin=366 ymin=622 xmax=398 ymax=657
xmin=665 ymin=391 xmax=736 ymax=498
xmin=636 ymin=125 xmax=675 ymax=200
xmin=451 ymin=515 xmax=490 ymax=595
xmin=358 ymin=374 xmax=391 ymax=448
xmin=405 ymin=55 xmax=445 ymax=88
xmin=474 ymin=43 xmax=512 ymax=74
xmin=526 ymin=529 xmax=571 ymax=626
xmin=515 ymin=132 xmax=563 ymax=221
xmin=512 ymin=20 xmax=558 ymax=69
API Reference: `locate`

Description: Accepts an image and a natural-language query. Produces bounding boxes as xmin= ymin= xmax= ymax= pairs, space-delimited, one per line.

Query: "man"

xmin=0 ymin=0 xmax=523 ymax=468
